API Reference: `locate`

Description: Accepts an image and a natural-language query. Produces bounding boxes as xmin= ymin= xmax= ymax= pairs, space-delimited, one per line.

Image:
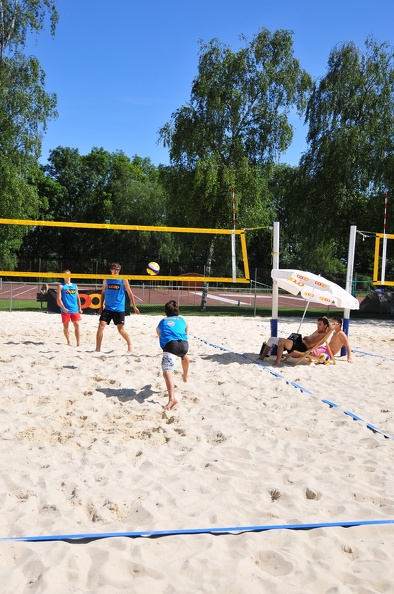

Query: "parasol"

xmin=271 ymin=269 xmax=359 ymax=331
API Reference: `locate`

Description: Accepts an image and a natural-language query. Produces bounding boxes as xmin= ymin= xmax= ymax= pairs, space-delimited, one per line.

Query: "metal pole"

xmin=381 ymin=192 xmax=388 ymax=284
xmin=271 ymin=222 xmax=280 ymax=339
xmin=253 ymin=268 xmax=257 ymax=317
xmin=231 ymin=186 xmax=236 ymax=283
xmin=342 ymin=225 xmax=357 ymax=356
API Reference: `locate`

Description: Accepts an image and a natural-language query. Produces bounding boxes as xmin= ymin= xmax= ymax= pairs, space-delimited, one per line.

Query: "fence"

xmin=0 ymin=276 xmax=370 ymax=317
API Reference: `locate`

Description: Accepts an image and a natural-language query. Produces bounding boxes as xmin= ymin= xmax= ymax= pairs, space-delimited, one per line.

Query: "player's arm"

xmin=124 ymin=279 xmax=140 ymax=314
xmin=56 ymin=285 xmax=67 ymax=312
xmin=98 ymin=280 xmax=106 ymax=312
xmin=76 ymin=285 xmax=83 ymax=313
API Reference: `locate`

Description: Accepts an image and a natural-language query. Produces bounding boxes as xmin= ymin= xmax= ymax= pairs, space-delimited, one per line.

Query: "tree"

xmin=159 ymin=28 xmax=312 ymax=274
xmin=298 ymin=36 xmax=394 ymax=266
xmin=0 ymin=0 xmax=58 ymax=268
xmin=19 ymin=148 xmax=169 ymax=273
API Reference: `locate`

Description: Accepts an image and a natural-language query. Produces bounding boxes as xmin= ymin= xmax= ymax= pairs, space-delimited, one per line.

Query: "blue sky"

xmin=27 ymin=0 xmax=394 ymax=167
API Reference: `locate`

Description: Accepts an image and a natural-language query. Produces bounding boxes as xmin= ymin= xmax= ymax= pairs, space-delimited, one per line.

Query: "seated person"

xmin=313 ymin=316 xmax=352 ymax=363
xmin=259 ymin=316 xmax=330 ymax=367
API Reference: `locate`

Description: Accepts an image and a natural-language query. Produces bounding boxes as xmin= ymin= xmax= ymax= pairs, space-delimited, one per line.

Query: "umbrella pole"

xmin=297 ymin=301 xmax=310 ymax=333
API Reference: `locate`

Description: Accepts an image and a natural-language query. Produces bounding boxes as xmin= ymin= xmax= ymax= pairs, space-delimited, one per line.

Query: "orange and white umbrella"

xmin=271 ymin=269 xmax=359 ymax=329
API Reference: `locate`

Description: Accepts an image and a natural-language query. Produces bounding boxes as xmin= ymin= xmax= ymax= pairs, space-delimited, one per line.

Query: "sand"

xmin=0 ymin=311 xmax=393 ymax=593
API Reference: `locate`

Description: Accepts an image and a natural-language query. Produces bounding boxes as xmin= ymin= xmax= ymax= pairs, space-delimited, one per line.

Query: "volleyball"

xmin=146 ymin=261 xmax=160 ymax=275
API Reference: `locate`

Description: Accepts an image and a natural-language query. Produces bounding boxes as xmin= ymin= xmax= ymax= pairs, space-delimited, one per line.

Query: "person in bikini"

xmin=156 ymin=300 xmax=189 ymax=410
xmin=313 ymin=316 xmax=352 ymax=363
xmin=259 ymin=316 xmax=330 ymax=367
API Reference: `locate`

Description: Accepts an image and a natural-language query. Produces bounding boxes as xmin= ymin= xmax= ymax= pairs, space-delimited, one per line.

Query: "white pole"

xmin=271 ymin=222 xmax=280 ymax=338
xmin=381 ymin=192 xmax=388 ymax=284
xmin=231 ymin=187 xmax=236 ymax=282
xmin=231 ymin=231 xmax=236 ymax=283
xmin=342 ymin=225 xmax=357 ymax=355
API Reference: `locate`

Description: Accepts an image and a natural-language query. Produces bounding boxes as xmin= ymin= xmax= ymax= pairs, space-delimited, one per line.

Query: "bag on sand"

xmin=287 ymin=333 xmax=302 ymax=342
xmin=259 ymin=341 xmax=267 ymax=357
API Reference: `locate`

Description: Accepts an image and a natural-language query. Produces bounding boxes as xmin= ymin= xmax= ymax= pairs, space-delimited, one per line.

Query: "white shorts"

xmin=162 ymin=352 xmax=177 ymax=372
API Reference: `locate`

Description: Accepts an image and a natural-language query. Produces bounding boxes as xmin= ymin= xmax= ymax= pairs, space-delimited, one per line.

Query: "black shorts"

xmin=287 ymin=337 xmax=307 ymax=353
xmin=99 ymin=309 xmax=125 ymax=325
xmin=163 ymin=340 xmax=189 ymax=359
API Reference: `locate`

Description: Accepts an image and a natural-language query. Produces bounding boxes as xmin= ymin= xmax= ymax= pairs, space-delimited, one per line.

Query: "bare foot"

xmin=163 ymin=399 xmax=178 ymax=410
xmin=274 ymin=361 xmax=282 ymax=367
xmin=127 ymin=346 xmax=132 ymax=353
xmin=182 ymin=373 xmax=188 ymax=383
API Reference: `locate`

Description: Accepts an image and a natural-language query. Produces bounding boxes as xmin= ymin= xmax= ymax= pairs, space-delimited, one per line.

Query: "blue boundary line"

xmin=2 ymin=519 xmax=394 ymax=542
xmin=352 ymin=349 xmax=394 ymax=362
xmin=2 ymin=341 xmax=393 ymax=545
xmin=194 ymin=336 xmax=394 ymax=441
xmin=195 ymin=337 xmax=313 ymax=394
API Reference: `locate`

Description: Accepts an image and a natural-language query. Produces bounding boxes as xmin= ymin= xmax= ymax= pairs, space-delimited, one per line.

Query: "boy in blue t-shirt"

xmin=156 ymin=300 xmax=189 ymax=410
xmin=95 ymin=262 xmax=140 ymax=352
xmin=56 ymin=270 xmax=82 ymax=346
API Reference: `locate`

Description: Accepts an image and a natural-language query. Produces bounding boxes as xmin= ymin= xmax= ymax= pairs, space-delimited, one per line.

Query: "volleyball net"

xmin=0 ymin=218 xmax=251 ymax=283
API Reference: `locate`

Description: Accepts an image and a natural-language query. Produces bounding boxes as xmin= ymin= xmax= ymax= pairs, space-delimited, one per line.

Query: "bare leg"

xmin=181 ymin=355 xmax=189 ymax=382
xmin=73 ymin=321 xmax=81 ymax=346
xmin=163 ymin=371 xmax=178 ymax=410
xmin=274 ymin=338 xmax=293 ymax=366
xmin=62 ymin=323 xmax=71 ymax=345
xmin=95 ymin=321 xmax=107 ymax=352
xmin=117 ymin=324 xmax=132 ymax=352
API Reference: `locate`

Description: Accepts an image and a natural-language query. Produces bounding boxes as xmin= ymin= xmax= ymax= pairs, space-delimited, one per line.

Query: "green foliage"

xmin=0 ymin=0 xmax=58 ymax=267
xmin=160 ymin=29 xmax=312 ymax=168
xmin=0 ymin=0 xmax=59 ymax=58
xmin=0 ymin=157 xmax=41 ymax=267
xmin=18 ymin=148 xmax=169 ymax=273
xmin=300 ymin=37 xmax=394 ymax=241
xmin=270 ymin=37 xmax=394 ymax=275
xmin=159 ymin=28 xmax=312 ymax=271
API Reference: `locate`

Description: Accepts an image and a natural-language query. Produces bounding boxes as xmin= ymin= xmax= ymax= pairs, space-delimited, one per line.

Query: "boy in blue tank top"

xmin=95 ymin=263 xmax=140 ymax=352
xmin=56 ymin=270 xmax=83 ymax=346
xmin=156 ymin=300 xmax=189 ymax=410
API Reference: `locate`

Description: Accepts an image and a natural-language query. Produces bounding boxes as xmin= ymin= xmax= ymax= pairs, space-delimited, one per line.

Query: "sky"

xmin=26 ymin=0 xmax=394 ymax=168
